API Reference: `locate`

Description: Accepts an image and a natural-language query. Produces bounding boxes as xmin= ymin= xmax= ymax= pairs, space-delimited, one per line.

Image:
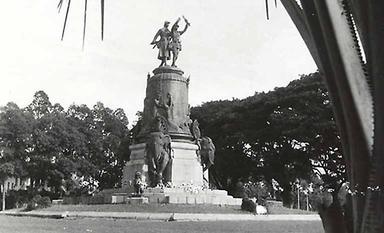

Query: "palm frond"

xmin=57 ymin=0 xmax=64 ymax=12
xmin=266 ymin=0 xmax=270 ymax=20
xmin=101 ymin=0 xmax=105 ymax=40
xmin=61 ymin=0 xmax=71 ymax=41
xmin=82 ymin=0 xmax=88 ymax=49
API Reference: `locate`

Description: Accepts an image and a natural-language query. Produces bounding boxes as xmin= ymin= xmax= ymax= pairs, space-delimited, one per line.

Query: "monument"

xmin=121 ymin=17 xmax=241 ymax=205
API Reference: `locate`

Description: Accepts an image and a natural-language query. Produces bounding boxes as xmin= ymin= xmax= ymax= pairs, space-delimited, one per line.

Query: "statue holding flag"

xmin=151 ymin=16 xmax=190 ymax=67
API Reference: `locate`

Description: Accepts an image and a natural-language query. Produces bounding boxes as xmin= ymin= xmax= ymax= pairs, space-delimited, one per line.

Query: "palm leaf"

xmin=82 ymin=0 xmax=88 ymax=49
xmin=101 ymin=0 xmax=104 ymax=40
xmin=57 ymin=0 xmax=64 ymax=12
xmin=61 ymin=0 xmax=71 ymax=41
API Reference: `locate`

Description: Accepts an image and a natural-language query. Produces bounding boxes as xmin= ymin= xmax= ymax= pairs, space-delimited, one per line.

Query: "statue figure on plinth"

xmin=153 ymin=93 xmax=180 ymax=133
xmin=169 ymin=16 xmax=190 ymax=67
xmin=151 ymin=17 xmax=190 ymax=67
xmin=133 ymin=171 xmax=145 ymax=196
xmin=151 ymin=21 xmax=171 ymax=67
xmin=191 ymin=119 xmax=201 ymax=140
xmin=145 ymin=130 xmax=172 ymax=187
xmin=198 ymin=136 xmax=215 ymax=172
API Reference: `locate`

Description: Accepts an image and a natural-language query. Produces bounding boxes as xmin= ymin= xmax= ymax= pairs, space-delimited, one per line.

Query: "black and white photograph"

xmin=0 ymin=1 xmax=383 ymax=233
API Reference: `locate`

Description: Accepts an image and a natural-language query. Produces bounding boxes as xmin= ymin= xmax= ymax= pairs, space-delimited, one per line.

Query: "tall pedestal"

xmin=122 ymin=141 xmax=203 ymax=192
xmin=120 ymin=65 xmax=240 ymax=206
xmin=169 ymin=142 xmax=203 ymax=186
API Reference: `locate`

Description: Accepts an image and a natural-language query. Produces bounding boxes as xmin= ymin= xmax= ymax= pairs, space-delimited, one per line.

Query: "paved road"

xmin=0 ymin=215 xmax=324 ymax=233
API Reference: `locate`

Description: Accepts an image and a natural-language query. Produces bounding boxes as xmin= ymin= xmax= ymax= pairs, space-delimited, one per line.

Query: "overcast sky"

xmin=0 ymin=0 xmax=316 ymax=125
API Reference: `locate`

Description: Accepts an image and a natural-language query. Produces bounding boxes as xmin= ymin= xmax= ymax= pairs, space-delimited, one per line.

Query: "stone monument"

xmin=121 ymin=17 xmax=241 ymax=205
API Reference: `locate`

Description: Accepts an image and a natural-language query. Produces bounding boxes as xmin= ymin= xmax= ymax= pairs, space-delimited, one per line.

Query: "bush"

xmin=25 ymin=195 xmax=51 ymax=211
xmin=241 ymin=198 xmax=256 ymax=212
xmin=11 ymin=190 xmax=30 ymax=208
xmin=0 ymin=190 xmax=30 ymax=210
xmin=233 ymin=180 xmax=247 ymax=198
xmin=244 ymin=181 xmax=269 ymax=206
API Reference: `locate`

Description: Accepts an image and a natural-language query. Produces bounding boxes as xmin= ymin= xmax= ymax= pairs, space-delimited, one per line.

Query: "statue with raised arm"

xmin=151 ymin=21 xmax=171 ymax=67
xmin=169 ymin=16 xmax=190 ymax=67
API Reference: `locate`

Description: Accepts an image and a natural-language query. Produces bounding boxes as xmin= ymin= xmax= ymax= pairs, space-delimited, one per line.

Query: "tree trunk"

xmin=318 ymin=201 xmax=348 ymax=233
xmin=2 ymin=182 xmax=5 ymax=211
xmin=281 ymin=187 xmax=293 ymax=207
xmin=297 ymin=188 xmax=300 ymax=209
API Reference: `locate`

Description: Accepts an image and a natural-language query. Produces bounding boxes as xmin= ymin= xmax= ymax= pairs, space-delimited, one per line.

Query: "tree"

xmin=191 ymin=99 xmax=253 ymax=191
xmin=25 ymin=91 xmax=73 ymax=191
xmin=0 ymin=162 xmax=13 ymax=211
xmin=8 ymin=91 xmax=132 ymax=195
xmin=0 ymin=102 xmax=33 ymax=210
xmin=191 ymin=72 xmax=345 ymax=206
xmin=91 ymin=102 xmax=130 ymax=189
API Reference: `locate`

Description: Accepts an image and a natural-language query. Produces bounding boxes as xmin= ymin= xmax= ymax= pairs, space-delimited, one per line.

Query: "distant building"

xmin=0 ymin=177 xmax=31 ymax=193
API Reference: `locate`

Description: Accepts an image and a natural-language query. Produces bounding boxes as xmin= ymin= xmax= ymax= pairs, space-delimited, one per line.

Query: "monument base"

xmin=169 ymin=142 xmax=204 ymax=187
xmin=122 ymin=143 xmax=147 ymax=193
xmin=122 ymin=141 xmax=204 ymax=192
xmin=143 ymin=187 xmax=242 ymax=205
xmin=121 ymin=140 xmax=241 ymax=206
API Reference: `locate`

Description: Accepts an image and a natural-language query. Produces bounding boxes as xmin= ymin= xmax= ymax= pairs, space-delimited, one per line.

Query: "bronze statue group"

xmin=151 ymin=17 xmax=190 ymax=67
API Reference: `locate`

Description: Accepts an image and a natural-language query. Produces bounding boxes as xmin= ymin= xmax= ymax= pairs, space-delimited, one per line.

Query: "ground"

xmin=40 ymin=203 xmax=315 ymax=215
xmin=0 ymin=215 xmax=324 ymax=233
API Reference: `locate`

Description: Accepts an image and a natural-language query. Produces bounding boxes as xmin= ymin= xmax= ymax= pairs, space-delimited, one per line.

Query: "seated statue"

xmin=133 ymin=171 xmax=145 ymax=196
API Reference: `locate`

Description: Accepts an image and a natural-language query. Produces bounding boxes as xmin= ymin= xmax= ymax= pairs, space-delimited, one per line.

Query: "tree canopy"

xmin=0 ymin=91 xmax=130 ymax=196
xmin=191 ymin=72 xmax=345 ymax=205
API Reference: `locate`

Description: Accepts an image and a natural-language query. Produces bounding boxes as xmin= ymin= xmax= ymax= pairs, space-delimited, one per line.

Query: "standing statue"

xmin=151 ymin=21 xmax=171 ymax=67
xmin=145 ymin=132 xmax=172 ymax=186
xmin=169 ymin=16 xmax=190 ymax=67
xmin=191 ymin=119 xmax=201 ymax=140
xmin=153 ymin=93 xmax=179 ymax=132
xmin=150 ymin=17 xmax=190 ymax=67
xmin=198 ymin=136 xmax=215 ymax=172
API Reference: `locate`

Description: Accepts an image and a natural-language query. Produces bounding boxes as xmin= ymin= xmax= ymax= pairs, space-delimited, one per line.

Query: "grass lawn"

xmin=0 ymin=215 xmax=324 ymax=233
xmin=40 ymin=203 xmax=316 ymax=215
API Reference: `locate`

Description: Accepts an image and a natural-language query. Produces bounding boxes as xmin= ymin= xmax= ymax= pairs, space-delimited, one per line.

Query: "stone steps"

xmin=142 ymin=188 xmax=242 ymax=206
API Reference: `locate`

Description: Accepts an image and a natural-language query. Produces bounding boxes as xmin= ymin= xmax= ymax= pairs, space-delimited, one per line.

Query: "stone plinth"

xmin=170 ymin=142 xmax=203 ymax=187
xmin=111 ymin=194 xmax=127 ymax=204
xmin=52 ymin=199 xmax=63 ymax=205
xmin=143 ymin=187 xmax=242 ymax=206
xmin=122 ymin=141 xmax=203 ymax=191
xmin=122 ymin=143 xmax=147 ymax=193
xmin=126 ymin=197 xmax=149 ymax=204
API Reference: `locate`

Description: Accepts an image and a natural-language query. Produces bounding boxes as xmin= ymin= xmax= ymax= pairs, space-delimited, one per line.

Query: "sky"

xmin=0 ymin=0 xmax=317 ymax=126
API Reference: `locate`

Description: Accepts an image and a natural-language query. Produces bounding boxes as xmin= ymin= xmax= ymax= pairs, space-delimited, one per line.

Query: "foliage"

xmin=241 ymin=198 xmax=256 ymax=212
xmin=0 ymin=91 xmax=131 ymax=198
xmin=244 ymin=181 xmax=269 ymax=205
xmin=0 ymin=190 xmax=29 ymax=210
xmin=25 ymin=195 xmax=51 ymax=211
xmin=191 ymin=72 xmax=345 ymax=206
xmin=0 ymin=103 xmax=32 ymax=182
